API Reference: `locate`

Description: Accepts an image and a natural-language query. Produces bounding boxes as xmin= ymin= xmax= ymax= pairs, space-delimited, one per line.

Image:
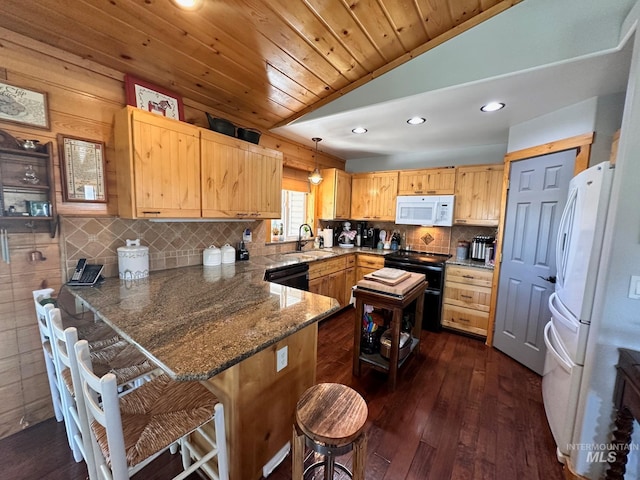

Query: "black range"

xmin=384 ymin=250 xmax=451 ymax=331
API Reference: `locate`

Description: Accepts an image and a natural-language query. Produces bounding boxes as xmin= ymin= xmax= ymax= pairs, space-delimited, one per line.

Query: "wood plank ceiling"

xmin=0 ymin=0 xmax=521 ymax=131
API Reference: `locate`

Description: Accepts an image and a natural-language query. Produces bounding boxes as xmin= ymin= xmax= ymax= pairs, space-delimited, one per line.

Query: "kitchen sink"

xmin=303 ymin=250 xmax=335 ymax=259
xmin=282 ymin=250 xmax=336 ymax=261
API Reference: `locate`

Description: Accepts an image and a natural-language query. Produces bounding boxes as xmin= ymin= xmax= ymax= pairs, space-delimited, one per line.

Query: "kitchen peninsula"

xmin=64 ymin=261 xmax=340 ymax=480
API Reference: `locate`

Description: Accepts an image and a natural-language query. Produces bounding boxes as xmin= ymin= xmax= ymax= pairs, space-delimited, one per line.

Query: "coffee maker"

xmin=363 ymin=227 xmax=380 ymax=248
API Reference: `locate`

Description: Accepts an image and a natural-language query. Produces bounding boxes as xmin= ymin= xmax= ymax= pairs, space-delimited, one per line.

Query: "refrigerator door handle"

xmin=543 ymin=322 xmax=573 ymax=372
xmin=556 ymin=186 xmax=578 ymax=290
xmin=549 ymin=292 xmax=579 ymax=334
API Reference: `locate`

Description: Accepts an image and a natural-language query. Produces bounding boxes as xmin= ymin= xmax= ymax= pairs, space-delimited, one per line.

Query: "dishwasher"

xmin=264 ymin=263 xmax=309 ymax=290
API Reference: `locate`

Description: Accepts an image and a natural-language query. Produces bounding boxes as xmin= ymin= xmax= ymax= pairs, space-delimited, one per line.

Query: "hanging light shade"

xmin=308 ymin=137 xmax=323 ymax=185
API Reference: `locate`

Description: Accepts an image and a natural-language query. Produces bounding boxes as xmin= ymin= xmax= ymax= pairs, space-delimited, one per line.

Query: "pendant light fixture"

xmin=308 ymin=137 xmax=323 ymax=185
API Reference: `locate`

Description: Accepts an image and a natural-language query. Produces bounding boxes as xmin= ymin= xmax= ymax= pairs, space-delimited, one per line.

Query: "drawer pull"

xmin=456 ymin=317 xmax=471 ymax=323
xmin=462 ymin=275 xmax=475 ymax=279
xmin=460 ymin=294 xmax=473 ymax=299
xmin=142 ymin=211 xmax=161 ymax=215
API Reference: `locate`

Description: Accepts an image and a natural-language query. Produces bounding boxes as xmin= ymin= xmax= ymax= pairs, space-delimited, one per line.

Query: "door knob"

xmin=538 ymin=275 xmax=557 ymax=284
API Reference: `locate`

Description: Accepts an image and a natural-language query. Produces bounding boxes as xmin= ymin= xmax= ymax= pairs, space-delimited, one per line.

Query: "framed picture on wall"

xmin=58 ymin=135 xmax=107 ymax=203
xmin=0 ymin=80 xmax=50 ymax=130
xmin=124 ymin=74 xmax=185 ymax=121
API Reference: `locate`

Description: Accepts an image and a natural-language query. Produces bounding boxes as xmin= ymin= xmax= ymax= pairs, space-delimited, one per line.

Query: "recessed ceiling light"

xmin=480 ymin=102 xmax=505 ymax=112
xmin=171 ymin=0 xmax=203 ymax=10
xmin=407 ymin=117 xmax=426 ymax=125
xmin=352 ymin=127 xmax=368 ymax=134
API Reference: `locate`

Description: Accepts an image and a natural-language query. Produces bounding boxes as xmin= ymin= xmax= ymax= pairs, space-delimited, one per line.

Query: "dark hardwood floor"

xmin=0 ymin=308 xmax=564 ymax=480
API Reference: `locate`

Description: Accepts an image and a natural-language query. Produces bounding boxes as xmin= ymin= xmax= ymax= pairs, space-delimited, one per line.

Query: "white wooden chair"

xmin=48 ymin=306 xmax=97 ymax=473
xmin=32 ymin=288 xmax=64 ymax=423
xmin=74 ymin=339 xmax=229 ymax=480
xmin=47 ymin=306 xmax=162 ymax=475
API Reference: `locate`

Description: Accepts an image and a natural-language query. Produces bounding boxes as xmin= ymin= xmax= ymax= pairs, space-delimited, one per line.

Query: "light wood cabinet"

xmin=397 ymin=167 xmax=456 ymax=195
xmin=115 ymin=106 xmax=283 ymax=219
xmin=350 ymin=171 xmax=398 ymax=221
xmin=317 ymin=168 xmax=351 ymax=220
xmin=454 ymin=164 xmax=504 ymax=226
xmin=355 ymin=253 xmax=385 ymax=282
xmin=309 ymin=255 xmax=350 ymax=307
xmin=201 ymin=129 xmax=282 ymax=218
xmin=442 ymin=265 xmax=493 ymax=337
xmin=115 ymin=106 xmax=201 ymax=219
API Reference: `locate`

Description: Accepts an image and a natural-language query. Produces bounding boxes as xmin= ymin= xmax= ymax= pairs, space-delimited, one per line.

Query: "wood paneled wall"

xmin=0 ymin=26 xmax=344 ymax=439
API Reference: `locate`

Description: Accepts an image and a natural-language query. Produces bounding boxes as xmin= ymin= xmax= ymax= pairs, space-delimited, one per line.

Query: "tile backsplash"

xmin=320 ymin=221 xmax=497 ymax=255
xmin=60 ymin=217 xmax=292 ymax=280
xmin=60 ymin=217 xmax=499 ymax=280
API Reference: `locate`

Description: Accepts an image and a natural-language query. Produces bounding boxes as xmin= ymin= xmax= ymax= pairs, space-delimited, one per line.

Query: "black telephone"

xmin=68 ymin=258 xmax=104 ymax=286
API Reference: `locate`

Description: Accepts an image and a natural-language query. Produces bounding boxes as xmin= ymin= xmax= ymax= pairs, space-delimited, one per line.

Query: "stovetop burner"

xmin=385 ymin=250 xmax=452 ymax=266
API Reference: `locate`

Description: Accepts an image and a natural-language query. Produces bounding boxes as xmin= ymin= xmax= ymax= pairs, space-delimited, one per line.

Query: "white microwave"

xmin=395 ymin=195 xmax=455 ymax=226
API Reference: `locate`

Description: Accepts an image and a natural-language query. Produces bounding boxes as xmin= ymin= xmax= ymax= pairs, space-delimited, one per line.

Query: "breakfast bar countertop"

xmin=64 ymin=263 xmax=340 ymax=381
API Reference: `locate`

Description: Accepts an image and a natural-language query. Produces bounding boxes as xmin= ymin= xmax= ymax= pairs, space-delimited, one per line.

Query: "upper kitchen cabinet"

xmin=351 ymin=171 xmax=398 ymax=221
xmin=397 ymin=167 xmax=456 ymax=195
xmin=0 ymin=130 xmax=56 ymax=236
xmin=454 ymin=164 xmax=504 ymax=226
xmin=317 ymin=168 xmax=351 ymax=220
xmin=115 ymin=107 xmax=201 ymax=219
xmin=201 ymin=130 xmax=282 ymax=219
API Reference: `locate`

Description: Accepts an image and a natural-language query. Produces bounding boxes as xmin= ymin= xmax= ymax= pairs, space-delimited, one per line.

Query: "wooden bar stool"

xmin=292 ymin=383 xmax=368 ymax=480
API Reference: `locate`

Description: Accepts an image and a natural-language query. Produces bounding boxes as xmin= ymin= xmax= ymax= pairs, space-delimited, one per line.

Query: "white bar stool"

xmin=74 ymin=339 xmax=229 ymax=480
xmin=32 ymin=288 xmax=64 ymax=422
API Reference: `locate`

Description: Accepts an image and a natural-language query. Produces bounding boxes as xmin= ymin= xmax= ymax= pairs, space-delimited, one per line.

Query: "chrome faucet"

xmin=296 ymin=223 xmax=314 ymax=251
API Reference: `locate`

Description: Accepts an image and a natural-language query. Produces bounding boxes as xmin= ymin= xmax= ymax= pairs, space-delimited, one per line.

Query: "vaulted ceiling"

xmin=0 ymin=0 xmax=521 ymax=132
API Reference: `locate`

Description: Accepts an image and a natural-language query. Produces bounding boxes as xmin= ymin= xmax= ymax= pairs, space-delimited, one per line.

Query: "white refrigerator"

xmin=542 ymin=161 xmax=614 ymax=463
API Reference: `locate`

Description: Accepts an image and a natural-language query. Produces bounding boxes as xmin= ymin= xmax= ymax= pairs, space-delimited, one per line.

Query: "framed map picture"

xmin=58 ymin=135 xmax=107 ymax=203
xmin=124 ymin=74 xmax=185 ymax=121
xmin=0 ymin=81 xmax=50 ymax=129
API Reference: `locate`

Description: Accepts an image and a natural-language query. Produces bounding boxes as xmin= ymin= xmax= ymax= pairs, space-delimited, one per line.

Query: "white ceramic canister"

xmin=117 ymin=239 xmax=149 ymax=280
xmin=221 ymin=243 xmax=236 ymax=264
xmin=203 ymin=245 xmax=222 ymax=266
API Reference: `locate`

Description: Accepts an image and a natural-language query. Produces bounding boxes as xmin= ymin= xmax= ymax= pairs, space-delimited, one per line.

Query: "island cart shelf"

xmin=352 ymin=280 xmax=426 ymax=390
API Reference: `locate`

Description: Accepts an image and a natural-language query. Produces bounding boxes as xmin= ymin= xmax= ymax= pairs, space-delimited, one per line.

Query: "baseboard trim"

xmin=563 ymin=458 xmax=589 ymax=480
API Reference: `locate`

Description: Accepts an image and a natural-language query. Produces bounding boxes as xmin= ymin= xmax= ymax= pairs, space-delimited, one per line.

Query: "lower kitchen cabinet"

xmin=442 ymin=264 xmax=493 ymax=337
xmin=355 ymin=253 xmax=385 ymax=281
xmin=309 ymin=255 xmax=353 ymax=307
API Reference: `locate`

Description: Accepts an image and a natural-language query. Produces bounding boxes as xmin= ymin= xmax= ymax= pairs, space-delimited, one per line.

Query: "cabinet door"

xmin=327 ymin=270 xmax=346 ymax=307
xmin=334 ymin=170 xmax=352 ymax=219
xmin=371 ymin=172 xmax=398 ymax=220
xmin=398 ymin=167 xmax=456 ymax=195
xmin=454 ymin=165 xmax=504 ymax=226
xmin=309 ymin=271 xmax=345 ymax=306
xmin=351 ymin=172 xmax=398 ymax=221
xmin=124 ymin=109 xmax=201 ymax=218
xmin=350 ymin=174 xmax=373 ymax=219
xmin=201 ymin=131 xmax=282 ymax=218
xmin=344 ymin=266 xmax=355 ymax=306
xmin=247 ymin=148 xmax=282 ymax=218
xmin=317 ymin=168 xmax=351 ymax=220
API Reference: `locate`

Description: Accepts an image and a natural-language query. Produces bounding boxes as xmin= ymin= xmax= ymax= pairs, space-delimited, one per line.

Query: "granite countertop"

xmin=64 ymin=262 xmax=340 ymax=381
xmin=446 ymin=257 xmax=495 ymax=270
xmin=262 ymin=245 xmax=389 ymax=270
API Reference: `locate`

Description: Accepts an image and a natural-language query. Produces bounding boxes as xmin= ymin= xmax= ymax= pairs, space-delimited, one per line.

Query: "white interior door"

xmin=493 ymin=150 xmax=575 ymax=374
